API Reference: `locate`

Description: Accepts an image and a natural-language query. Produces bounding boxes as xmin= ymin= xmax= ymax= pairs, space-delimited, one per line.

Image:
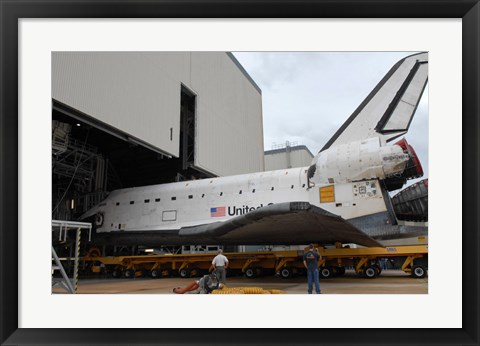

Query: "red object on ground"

xmin=173 ymin=281 xmax=199 ymax=294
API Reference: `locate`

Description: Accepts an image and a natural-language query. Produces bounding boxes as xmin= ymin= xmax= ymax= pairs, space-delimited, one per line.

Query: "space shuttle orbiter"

xmin=81 ymin=53 xmax=428 ymax=247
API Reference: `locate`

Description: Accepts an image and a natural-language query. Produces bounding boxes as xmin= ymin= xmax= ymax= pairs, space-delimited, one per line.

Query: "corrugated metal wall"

xmin=190 ymin=53 xmax=264 ymax=176
xmin=52 ymin=52 xmax=264 ymax=176
xmin=52 ymin=52 xmax=189 ymax=157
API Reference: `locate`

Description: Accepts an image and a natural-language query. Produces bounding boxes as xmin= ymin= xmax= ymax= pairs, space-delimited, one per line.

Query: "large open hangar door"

xmin=52 ymin=98 xmax=213 ymax=222
xmin=51 ymin=51 xmax=264 ymax=227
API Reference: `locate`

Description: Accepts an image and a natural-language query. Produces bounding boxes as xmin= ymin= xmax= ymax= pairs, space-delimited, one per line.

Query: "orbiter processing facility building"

xmin=52 ymin=52 xmax=264 ymax=221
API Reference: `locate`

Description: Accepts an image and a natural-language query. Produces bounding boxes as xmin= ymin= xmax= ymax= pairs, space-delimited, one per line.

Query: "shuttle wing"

xmin=321 ymin=52 xmax=428 ymax=152
xmin=92 ymin=202 xmax=382 ymax=247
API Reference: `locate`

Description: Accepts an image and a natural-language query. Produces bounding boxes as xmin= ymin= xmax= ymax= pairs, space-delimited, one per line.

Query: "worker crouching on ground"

xmin=303 ymin=244 xmax=321 ymax=294
xmin=211 ymin=249 xmax=229 ymax=284
xmin=173 ymin=273 xmax=223 ymax=294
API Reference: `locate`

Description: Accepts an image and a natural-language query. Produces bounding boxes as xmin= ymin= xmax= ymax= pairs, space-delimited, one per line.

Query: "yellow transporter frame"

xmin=317 ymin=244 xmax=428 ymax=279
xmin=83 ymin=244 xmax=428 ymax=280
xmin=84 ymin=250 xmax=301 ymax=279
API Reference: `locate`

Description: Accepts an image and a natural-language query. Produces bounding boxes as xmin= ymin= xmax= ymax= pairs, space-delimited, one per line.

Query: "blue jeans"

xmin=307 ymin=268 xmax=321 ymax=294
xmin=215 ymin=266 xmax=226 ymax=284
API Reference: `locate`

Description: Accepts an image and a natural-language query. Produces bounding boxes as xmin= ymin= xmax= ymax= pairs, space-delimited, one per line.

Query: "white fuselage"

xmin=86 ymin=137 xmax=408 ymax=234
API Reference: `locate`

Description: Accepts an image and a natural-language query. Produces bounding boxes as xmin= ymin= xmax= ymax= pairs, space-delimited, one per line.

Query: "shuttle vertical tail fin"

xmin=321 ymin=52 xmax=428 ymax=152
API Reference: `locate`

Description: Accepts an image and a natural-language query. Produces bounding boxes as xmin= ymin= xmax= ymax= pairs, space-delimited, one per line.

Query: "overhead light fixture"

xmin=76 ymin=123 xmax=81 ymax=127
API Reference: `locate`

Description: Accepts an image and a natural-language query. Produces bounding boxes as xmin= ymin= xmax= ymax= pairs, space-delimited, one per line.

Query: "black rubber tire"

xmin=112 ymin=268 xmax=122 ymax=278
xmin=179 ymin=268 xmax=191 ymax=278
xmin=364 ymin=266 xmax=377 ymax=279
xmin=244 ymin=268 xmax=256 ymax=279
xmin=280 ymin=267 xmax=293 ymax=279
xmin=124 ymin=269 xmax=135 ymax=279
xmin=320 ymin=266 xmax=333 ymax=279
xmin=411 ymin=265 xmax=427 ymax=278
xmin=150 ymin=269 xmax=161 ymax=278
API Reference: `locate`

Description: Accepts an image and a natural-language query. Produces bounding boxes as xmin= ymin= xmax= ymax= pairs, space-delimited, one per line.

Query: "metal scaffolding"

xmin=52 ymin=220 xmax=92 ymax=294
xmin=52 ymin=120 xmax=118 ymax=219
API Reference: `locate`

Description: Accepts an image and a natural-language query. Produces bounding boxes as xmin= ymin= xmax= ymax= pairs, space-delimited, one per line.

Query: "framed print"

xmin=1 ymin=1 xmax=478 ymax=345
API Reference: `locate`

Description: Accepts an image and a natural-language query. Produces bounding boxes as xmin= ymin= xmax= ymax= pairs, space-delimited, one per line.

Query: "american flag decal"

xmin=210 ymin=207 xmax=226 ymax=217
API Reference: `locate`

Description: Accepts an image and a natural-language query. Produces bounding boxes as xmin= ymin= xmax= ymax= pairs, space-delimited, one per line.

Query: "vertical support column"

xmin=73 ymin=227 xmax=81 ymax=293
xmin=58 ymin=223 xmax=63 ymax=241
xmin=104 ymin=159 xmax=109 ymax=193
xmin=285 ymin=141 xmax=292 ymax=169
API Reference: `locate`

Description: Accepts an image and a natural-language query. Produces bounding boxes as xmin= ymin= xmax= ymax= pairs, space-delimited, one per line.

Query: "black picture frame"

xmin=1 ymin=1 xmax=478 ymax=345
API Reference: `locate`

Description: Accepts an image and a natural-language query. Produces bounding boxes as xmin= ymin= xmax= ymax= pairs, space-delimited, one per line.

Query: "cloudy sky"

xmin=232 ymin=52 xmax=429 ymax=190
